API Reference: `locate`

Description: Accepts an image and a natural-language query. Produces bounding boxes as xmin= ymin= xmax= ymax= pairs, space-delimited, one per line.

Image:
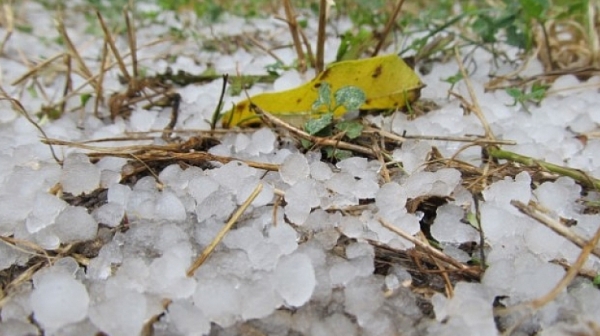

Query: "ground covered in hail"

xmin=0 ymin=2 xmax=600 ymax=336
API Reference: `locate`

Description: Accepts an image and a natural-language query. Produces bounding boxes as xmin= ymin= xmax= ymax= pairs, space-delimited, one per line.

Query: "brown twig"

xmin=0 ymin=87 xmax=61 ymax=164
xmin=94 ymin=36 xmax=110 ymax=118
xmin=124 ymin=9 xmax=137 ymax=80
xmin=97 ymin=10 xmax=131 ymax=81
xmin=372 ymin=0 xmax=406 ymax=56
xmin=251 ymin=104 xmax=374 ymax=156
xmin=511 ymin=200 xmax=600 ymax=258
xmin=453 ymin=47 xmax=495 ymax=140
xmin=187 ymin=183 xmax=263 ymax=276
xmin=282 ymin=0 xmax=306 ymax=73
xmin=0 ymin=3 xmax=14 ymax=55
xmin=528 ymin=210 xmax=600 ymax=309
xmin=56 ymin=17 xmax=97 ymax=90
xmin=244 ymin=33 xmax=283 ymax=63
xmin=315 ymin=0 xmax=327 ymax=73
xmin=379 ymin=217 xmax=481 ymax=279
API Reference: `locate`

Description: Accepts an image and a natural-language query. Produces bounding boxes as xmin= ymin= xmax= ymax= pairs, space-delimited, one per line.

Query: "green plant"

xmin=506 ymin=82 xmax=548 ymax=112
xmin=302 ymin=83 xmax=365 ymax=160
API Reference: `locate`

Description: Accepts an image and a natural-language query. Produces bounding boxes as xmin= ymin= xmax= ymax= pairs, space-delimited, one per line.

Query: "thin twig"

xmin=372 ymin=0 xmax=406 ymax=56
xmin=511 ymin=200 xmax=600 ymax=258
xmin=244 ymin=33 xmax=283 ymax=63
xmin=282 ymin=0 xmax=306 ymax=73
xmin=252 ymin=104 xmax=374 ymax=156
xmin=94 ymin=35 xmax=110 ymax=118
xmin=315 ymin=0 xmax=327 ymax=73
xmin=453 ymin=47 xmax=495 ymax=140
xmin=187 ymin=183 xmax=264 ymax=276
xmin=379 ymin=217 xmax=481 ymax=279
xmin=528 ymin=212 xmax=600 ymax=309
xmin=97 ymin=10 xmax=131 ymax=81
xmin=0 ymin=87 xmax=61 ymax=164
xmin=0 ymin=3 xmax=14 ymax=55
xmin=56 ymin=17 xmax=97 ymax=89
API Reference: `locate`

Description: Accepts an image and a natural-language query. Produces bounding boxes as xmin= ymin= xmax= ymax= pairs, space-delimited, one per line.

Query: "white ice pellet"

xmin=107 ymin=184 xmax=132 ymax=206
xmin=344 ymin=276 xmax=384 ymax=326
xmin=193 ymin=277 xmax=242 ymax=328
xmin=167 ymin=300 xmax=211 ymax=336
xmin=274 ymin=253 xmax=316 ymax=307
xmin=187 ymin=175 xmax=219 ymax=204
xmin=25 ymin=192 xmax=67 ymax=234
xmin=285 ymin=179 xmax=320 ymax=225
xmin=431 ymin=204 xmax=479 ymax=244
xmin=92 ymin=202 xmax=125 ymax=227
xmin=280 ymin=153 xmax=310 ymax=185
xmin=60 ymin=153 xmax=101 ymax=196
xmin=155 ymin=190 xmax=187 ymax=221
xmin=30 ymin=272 xmax=89 ymax=332
xmin=248 ymin=127 xmax=277 ymax=155
xmin=431 ymin=282 xmax=496 ymax=336
xmin=310 ymin=161 xmax=334 ymax=181
xmin=89 ymin=290 xmax=148 ymax=336
xmin=54 ymin=206 xmax=98 ymax=244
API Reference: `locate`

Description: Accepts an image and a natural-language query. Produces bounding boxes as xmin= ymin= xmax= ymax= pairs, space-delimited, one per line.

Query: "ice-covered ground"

xmin=0 ymin=2 xmax=599 ymax=336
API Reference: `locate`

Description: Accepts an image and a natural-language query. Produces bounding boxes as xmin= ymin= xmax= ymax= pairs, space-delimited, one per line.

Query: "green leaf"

xmin=334 ymin=86 xmax=366 ymax=111
xmin=529 ymin=83 xmax=548 ymax=102
xmin=594 ymin=273 xmax=600 ymax=286
xmin=325 ymin=147 xmax=353 ymax=160
xmin=441 ymin=72 xmax=463 ymax=85
xmin=520 ymin=0 xmax=550 ymax=21
xmin=466 ymin=212 xmax=480 ymax=229
xmin=312 ymin=82 xmax=332 ymax=111
xmin=505 ymin=87 xmax=524 ymax=99
xmin=304 ymin=113 xmax=333 ymax=135
xmin=300 ymin=139 xmax=313 ymax=149
xmin=80 ymin=93 xmax=92 ymax=107
xmin=472 ymin=15 xmax=497 ymax=43
xmin=335 ymin=121 xmax=363 ymax=139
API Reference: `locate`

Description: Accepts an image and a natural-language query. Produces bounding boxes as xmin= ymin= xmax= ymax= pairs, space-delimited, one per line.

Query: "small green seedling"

xmin=303 ymin=82 xmax=366 ymax=160
xmin=506 ymin=82 xmax=548 ymax=112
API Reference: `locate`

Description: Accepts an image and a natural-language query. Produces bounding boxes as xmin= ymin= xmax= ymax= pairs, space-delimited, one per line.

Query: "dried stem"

xmin=282 ymin=0 xmax=306 ymax=73
xmin=97 ymin=11 xmax=131 ymax=81
xmin=379 ymin=217 xmax=481 ymax=279
xmin=372 ymin=0 xmax=406 ymax=56
xmin=0 ymin=3 xmax=14 ymax=55
xmin=56 ymin=17 xmax=97 ymax=89
xmin=453 ymin=47 xmax=495 ymax=140
xmin=315 ymin=0 xmax=327 ymax=73
xmin=252 ymin=104 xmax=374 ymax=156
xmin=511 ymin=200 xmax=600 ymax=258
xmin=187 ymin=183 xmax=264 ymax=276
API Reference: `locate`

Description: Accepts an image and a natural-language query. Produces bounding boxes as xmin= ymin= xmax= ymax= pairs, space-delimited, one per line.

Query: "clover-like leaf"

xmin=335 ymin=120 xmax=363 ymax=139
xmin=304 ymin=113 xmax=333 ymax=135
xmin=334 ymin=85 xmax=366 ymax=111
xmin=311 ymin=82 xmax=332 ymax=111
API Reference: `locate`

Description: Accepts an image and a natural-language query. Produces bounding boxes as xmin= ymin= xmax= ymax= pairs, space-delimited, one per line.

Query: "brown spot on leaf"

xmin=320 ymin=69 xmax=330 ymax=80
xmin=314 ymin=82 xmax=321 ymax=88
xmin=296 ymin=98 xmax=302 ymax=104
xmin=371 ymin=65 xmax=382 ymax=78
xmin=236 ymin=102 xmax=247 ymax=112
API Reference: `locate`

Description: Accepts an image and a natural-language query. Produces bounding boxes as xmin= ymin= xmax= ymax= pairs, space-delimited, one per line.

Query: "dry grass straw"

xmin=42 ymin=137 xmax=281 ymax=174
xmin=379 ymin=218 xmax=482 ymax=281
xmin=187 ymin=183 xmax=264 ymax=276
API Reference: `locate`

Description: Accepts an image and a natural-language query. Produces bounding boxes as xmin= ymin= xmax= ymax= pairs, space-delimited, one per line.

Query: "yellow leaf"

xmin=222 ymin=54 xmax=424 ymax=128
